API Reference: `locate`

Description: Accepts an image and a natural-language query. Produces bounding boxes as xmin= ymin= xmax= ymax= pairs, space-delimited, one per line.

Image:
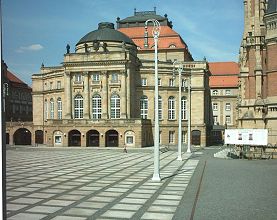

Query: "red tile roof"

xmin=118 ymin=26 xmax=188 ymax=50
xmin=209 ymin=62 xmax=239 ymax=88
xmin=209 ymin=62 xmax=239 ymax=75
xmin=7 ymin=70 xmax=25 ymax=84
xmin=6 ymin=70 xmax=31 ymax=89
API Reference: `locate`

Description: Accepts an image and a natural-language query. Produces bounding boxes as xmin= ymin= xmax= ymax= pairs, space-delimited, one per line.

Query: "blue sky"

xmin=2 ymin=0 xmax=244 ymax=85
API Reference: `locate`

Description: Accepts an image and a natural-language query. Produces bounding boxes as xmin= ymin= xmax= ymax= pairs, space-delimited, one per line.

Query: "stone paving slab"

xmin=6 ymin=148 xmax=198 ymax=220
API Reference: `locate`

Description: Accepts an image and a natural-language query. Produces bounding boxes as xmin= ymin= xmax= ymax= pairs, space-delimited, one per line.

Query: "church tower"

xmin=238 ymin=0 xmax=277 ymax=142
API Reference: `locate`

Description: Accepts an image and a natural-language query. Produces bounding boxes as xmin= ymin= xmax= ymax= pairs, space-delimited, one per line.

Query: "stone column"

xmin=126 ymin=69 xmax=131 ymax=118
xmin=65 ymin=72 xmax=72 ymax=119
xmin=101 ymin=71 xmax=109 ymax=119
xmin=121 ymin=70 xmax=127 ymax=119
xmin=83 ymin=71 xmax=90 ymax=119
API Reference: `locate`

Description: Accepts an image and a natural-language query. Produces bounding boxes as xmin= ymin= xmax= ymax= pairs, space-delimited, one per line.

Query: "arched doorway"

xmin=105 ymin=130 xmax=118 ymax=147
xmin=13 ymin=128 xmax=31 ymax=145
xmin=35 ymin=130 xmax=44 ymax=144
xmin=192 ymin=130 xmax=201 ymax=145
xmin=68 ymin=130 xmax=81 ymax=146
xmin=87 ymin=130 xmax=100 ymax=147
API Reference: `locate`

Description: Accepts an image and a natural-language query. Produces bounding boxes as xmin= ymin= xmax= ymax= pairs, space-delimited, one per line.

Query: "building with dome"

xmin=12 ymin=9 xmax=209 ymax=148
xmin=7 ymin=9 xmax=248 ymax=148
xmin=238 ymin=0 xmax=277 ymax=143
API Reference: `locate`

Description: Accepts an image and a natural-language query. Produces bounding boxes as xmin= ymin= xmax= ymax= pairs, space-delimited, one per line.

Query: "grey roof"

xmin=77 ymin=22 xmax=135 ymax=45
xmin=119 ymin=12 xmax=166 ymax=23
xmin=266 ymin=0 xmax=277 ymax=14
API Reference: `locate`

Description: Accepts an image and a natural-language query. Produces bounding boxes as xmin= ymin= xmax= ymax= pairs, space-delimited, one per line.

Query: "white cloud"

xmin=16 ymin=44 xmax=44 ymax=53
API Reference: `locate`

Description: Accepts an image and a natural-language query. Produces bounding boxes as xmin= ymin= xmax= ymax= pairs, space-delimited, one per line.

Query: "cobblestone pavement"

xmin=6 ymin=148 xmax=198 ymax=220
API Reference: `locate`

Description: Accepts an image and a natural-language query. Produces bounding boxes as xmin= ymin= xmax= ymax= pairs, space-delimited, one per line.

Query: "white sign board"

xmin=224 ymin=129 xmax=268 ymax=146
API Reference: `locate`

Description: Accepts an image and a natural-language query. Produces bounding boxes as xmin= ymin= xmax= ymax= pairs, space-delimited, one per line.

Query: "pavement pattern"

xmin=6 ymin=148 xmax=198 ymax=220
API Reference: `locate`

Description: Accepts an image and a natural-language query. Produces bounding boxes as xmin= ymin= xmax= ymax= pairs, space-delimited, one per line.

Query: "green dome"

xmin=76 ymin=22 xmax=135 ymax=45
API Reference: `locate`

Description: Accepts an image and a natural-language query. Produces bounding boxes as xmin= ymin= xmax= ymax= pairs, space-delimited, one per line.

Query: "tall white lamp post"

xmin=187 ymin=70 xmax=191 ymax=153
xmin=173 ymin=61 xmax=183 ymax=160
xmin=145 ymin=19 xmax=161 ymax=181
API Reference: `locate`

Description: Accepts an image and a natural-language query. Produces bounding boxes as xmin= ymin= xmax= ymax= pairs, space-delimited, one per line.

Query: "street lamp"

xmin=173 ymin=61 xmax=183 ymax=160
xmin=187 ymin=70 xmax=191 ymax=153
xmin=145 ymin=19 xmax=161 ymax=182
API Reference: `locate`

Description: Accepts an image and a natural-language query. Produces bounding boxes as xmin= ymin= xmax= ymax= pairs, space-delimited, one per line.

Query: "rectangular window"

xmin=92 ymin=96 xmax=102 ymax=119
xmin=75 ymin=73 xmax=82 ymax=83
xmin=213 ymin=103 xmax=218 ymax=111
xmin=110 ymin=95 xmax=120 ymax=119
xmin=168 ymin=97 xmax=175 ymax=120
xmin=169 ymin=78 xmax=175 ymax=87
xmin=92 ymin=73 xmax=100 ymax=82
xmin=55 ymin=135 xmax=62 ymax=144
xmin=50 ymin=100 xmax=54 ymax=119
xmin=140 ymin=97 xmax=148 ymax=119
xmin=158 ymin=78 xmax=162 ymax=86
xmin=111 ymin=73 xmax=118 ymax=83
xmin=182 ymin=79 xmax=187 ymax=88
xmin=126 ymin=136 xmax=133 ymax=144
xmin=213 ymin=115 xmax=218 ymax=125
xmin=57 ymin=99 xmax=62 ymax=119
xmin=158 ymin=97 xmax=162 ymax=120
xmin=169 ymin=131 xmax=175 ymax=143
xmin=49 ymin=82 xmax=53 ymax=90
xmin=225 ymin=103 xmax=231 ymax=111
xmin=141 ymin=78 xmax=147 ymax=86
xmin=74 ymin=97 xmax=84 ymax=119
xmin=226 ymin=115 xmax=231 ymax=124
xmin=57 ymin=81 xmax=61 ymax=89
xmin=181 ymin=97 xmax=187 ymax=120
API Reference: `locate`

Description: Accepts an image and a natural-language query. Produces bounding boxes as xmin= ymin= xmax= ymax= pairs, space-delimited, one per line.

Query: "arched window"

xmin=181 ymin=96 xmax=187 ymax=120
xmin=169 ymin=44 xmax=176 ymax=48
xmin=140 ymin=96 xmax=148 ymax=119
xmin=168 ymin=96 xmax=175 ymax=120
xmin=110 ymin=94 xmax=120 ymax=119
xmin=50 ymin=98 xmax=54 ymax=119
xmin=74 ymin=95 xmax=83 ymax=119
xmin=44 ymin=99 xmax=48 ymax=120
xmin=57 ymin=97 xmax=62 ymax=119
xmin=92 ymin=94 xmax=102 ymax=119
xmin=158 ymin=96 xmax=162 ymax=120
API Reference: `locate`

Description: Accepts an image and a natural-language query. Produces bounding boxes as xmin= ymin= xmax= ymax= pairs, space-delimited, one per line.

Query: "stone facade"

xmin=209 ymin=62 xmax=239 ymax=145
xmin=238 ymin=0 xmax=277 ymax=144
xmin=27 ymin=11 xmax=209 ymax=148
xmin=2 ymin=60 xmax=33 ymax=123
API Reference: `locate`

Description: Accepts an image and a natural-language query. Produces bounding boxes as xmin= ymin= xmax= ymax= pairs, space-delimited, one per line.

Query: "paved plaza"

xmin=6 ymin=147 xmax=197 ymax=220
xmin=5 ymin=146 xmax=277 ymax=220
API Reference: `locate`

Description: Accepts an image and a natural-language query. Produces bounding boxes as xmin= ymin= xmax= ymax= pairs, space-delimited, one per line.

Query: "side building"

xmin=238 ymin=0 xmax=277 ymax=144
xmin=2 ymin=60 xmax=33 ymax=145
xmin=209 ymin=62 xmax=239 ymax=145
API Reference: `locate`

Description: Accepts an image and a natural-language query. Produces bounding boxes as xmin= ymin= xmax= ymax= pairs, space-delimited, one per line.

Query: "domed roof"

xmin=266 ymin=0 xmax=277 ymax=14
xmin=76 ymin=22 xmax=135 ymax=45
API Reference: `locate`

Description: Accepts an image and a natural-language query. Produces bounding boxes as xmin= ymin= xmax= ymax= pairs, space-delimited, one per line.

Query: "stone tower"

xmin=238 ymin=0 xmax=277 ymax=143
